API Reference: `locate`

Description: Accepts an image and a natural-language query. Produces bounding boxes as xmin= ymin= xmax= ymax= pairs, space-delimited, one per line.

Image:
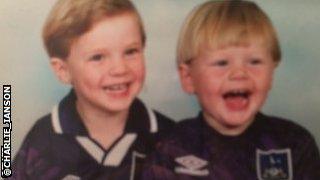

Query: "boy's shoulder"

xmin=174 ymin=117 xmax=202 ymax=140
xmin=128 ymin=98 xmax=175 ymax=134
xmin=154 ymin=116 xmax=202 ymax=152
xmin=13 ymin=113 xmax=57 ymax=166
xmin=256 ymin=113 xmax=315 ymax=141
xmin=153 ymin=110 xmax=176 ymax=132
xmin=19 ymin=113 xmax=60 ymax=154
xmin=177 ymin=116 xmax=201 ymax=128
xmin=157 ymin=112 xmax=316 ymax=149
xmin=25 ymin=113 xmax=56 ymax=142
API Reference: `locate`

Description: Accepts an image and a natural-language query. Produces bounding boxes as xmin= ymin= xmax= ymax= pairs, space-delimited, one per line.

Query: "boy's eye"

xmin=89 ymin=54 xmax=104 ymax=61
xmin=249 ymin=58 xmax=262 ymax=65
xmin=125 ymin=48 xmax=140 ymax=56
xmin=212 ymin=59 xmax=228 ymax=66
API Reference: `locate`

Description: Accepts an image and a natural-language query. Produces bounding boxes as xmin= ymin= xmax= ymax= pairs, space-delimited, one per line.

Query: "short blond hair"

xmin=43 ymin=0 xmax=145 ymax=59
xmin=177 ymin=0 xmax=281 ymax=65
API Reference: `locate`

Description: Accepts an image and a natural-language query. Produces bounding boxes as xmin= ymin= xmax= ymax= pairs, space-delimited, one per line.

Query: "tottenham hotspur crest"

xmin=256 ymin=149 xmax=293 ymax=180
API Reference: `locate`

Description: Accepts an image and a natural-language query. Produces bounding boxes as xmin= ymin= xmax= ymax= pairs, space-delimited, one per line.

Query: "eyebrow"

xmin=124 ymin=41 xmax=142 ymax=47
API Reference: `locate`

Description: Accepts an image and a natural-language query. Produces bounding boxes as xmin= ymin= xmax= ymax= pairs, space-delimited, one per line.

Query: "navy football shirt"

xmin=142 ymin=113 xmax=320 ymax=180
xmin=12 ymin=90 xmax=174 ymax=180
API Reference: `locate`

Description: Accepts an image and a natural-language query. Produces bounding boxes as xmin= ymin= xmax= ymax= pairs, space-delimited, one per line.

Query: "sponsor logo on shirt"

xmin=174 ymin=155 xmax=209 ymax=176
xmin=256 ymin=148 xmax=292 ymax=180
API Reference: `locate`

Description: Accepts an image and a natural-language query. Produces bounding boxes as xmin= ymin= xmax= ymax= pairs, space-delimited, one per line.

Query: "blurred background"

xmin=1 ymin=0 xmax=319 ymax=156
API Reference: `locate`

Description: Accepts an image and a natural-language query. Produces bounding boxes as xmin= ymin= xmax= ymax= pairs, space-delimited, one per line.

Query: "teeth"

xmin=223 ymin=89 xmax=251 ymax=98
xmin=104 ymin=84 xmax=127 ymax=91
xmin=231 ymin=89 xmax=247 ymax=94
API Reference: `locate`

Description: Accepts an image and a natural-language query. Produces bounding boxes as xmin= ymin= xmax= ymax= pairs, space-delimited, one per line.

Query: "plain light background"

xmin=1 ymin=0 xmax=319 ymax=157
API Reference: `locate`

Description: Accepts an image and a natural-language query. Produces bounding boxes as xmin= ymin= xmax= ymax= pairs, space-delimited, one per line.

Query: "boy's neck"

xmin=203 ymin=112 xmax=254 ymax=136
xmin=76 ymin=100 xmax=128 ymax=149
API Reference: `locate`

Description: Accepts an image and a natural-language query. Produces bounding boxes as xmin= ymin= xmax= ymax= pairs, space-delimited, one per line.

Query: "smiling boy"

xmin=11 ymin=0 xmax=174 ymax=179
xmin=182 ymin=44 xmax=276 ymax=136
xmin=142 ymin=1 xmax=320 ymax=179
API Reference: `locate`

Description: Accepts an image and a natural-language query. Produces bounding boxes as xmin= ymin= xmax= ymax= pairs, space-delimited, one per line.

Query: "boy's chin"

xmin=225 ymin=111 xmax=255 ymax=124
xmin=215 ymin=122 xmax=251 ymax=136
xmin=94 ymin=95 xmax=135 ymax=114
xmin=219 ymin=113 xmax=256 ymax=133
xmin=100 ymin=102 xmax=132 ymax=114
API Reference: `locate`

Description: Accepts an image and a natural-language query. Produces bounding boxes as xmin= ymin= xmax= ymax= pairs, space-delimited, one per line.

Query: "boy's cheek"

xmin=135 ymin=66 xmax=146 ymax=84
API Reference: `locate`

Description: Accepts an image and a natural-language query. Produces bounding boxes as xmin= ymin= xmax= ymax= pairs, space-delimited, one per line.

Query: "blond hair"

xmin=43 ymin=0 xmax=145 ymax=59
xmin=177 ymin=0 xmax=281 ymax=65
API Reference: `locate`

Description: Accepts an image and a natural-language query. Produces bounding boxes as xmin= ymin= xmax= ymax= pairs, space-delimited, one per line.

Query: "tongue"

xmin=225 ymin=96 xmax=249 ymax=111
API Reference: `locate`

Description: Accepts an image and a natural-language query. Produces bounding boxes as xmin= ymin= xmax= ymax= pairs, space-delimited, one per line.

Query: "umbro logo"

xmin=174 ymin=155 xmax=209 ymax=176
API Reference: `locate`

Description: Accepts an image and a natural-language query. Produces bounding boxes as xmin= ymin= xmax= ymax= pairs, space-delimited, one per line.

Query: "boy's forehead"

xmin=74 ymin=12 xmax=143 ymax=46
xmin=67 ymin=13 xmax=142 ymax=55
xmin=198 ymin=39 xmax=270 ymax=56
xmin=205 ymin=31 xmax=268 ymax=48
xmin=82 ymin=12 xmax=136 ymax=34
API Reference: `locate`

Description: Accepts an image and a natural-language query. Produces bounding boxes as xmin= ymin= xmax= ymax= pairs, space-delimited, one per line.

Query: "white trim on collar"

xmin=146 ymin=106 xmax=158 ymax=133
xmin=51 ymin=105 xmax=63 ymax=134
xmin=75 ymin=134 xmax=137 ymax=167
xmin=51 ymin=102 xmax=159 ymax=134
xmin=76 ymin=136 xmax=104 ymax=163
xmin=50 ymin=101 xmax=156 ymax=166
xmin=104 ymin=133 xmax=137 ymax=166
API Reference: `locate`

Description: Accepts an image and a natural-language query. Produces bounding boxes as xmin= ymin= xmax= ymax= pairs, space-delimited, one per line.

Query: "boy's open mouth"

xmin=223 ymin=89 xmax=252 ymax=110
xmin=103 ymin=83 xmax=130 ymax=94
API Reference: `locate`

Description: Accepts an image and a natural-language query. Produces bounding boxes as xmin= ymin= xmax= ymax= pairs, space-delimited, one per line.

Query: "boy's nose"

xmin=109 ymin=58 xmax=128 ymax=76
xmin=229 ymin=67 xmax=249 ymax=81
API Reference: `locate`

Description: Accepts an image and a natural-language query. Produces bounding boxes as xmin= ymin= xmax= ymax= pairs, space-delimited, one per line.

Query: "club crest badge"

xmin=174 ymin=155 xmax=209 ymax=176
xmin=256 ymin=148 xmax=292 ymax=180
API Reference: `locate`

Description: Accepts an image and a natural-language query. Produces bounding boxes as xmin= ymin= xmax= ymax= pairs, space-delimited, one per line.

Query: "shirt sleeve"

xmin=295 ymin=133 xmax=320 ymax=179
xmin=10 ymin=119 xmax=60 ymax=180
xmin=11 ymin=129 xmax=33 ymax=180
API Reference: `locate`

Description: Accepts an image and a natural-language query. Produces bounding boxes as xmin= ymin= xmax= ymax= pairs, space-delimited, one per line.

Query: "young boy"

xmin=12 ymin=0 xmax=174 ymax=179
xmin=142 ymin=1 xmax=320 ymax=179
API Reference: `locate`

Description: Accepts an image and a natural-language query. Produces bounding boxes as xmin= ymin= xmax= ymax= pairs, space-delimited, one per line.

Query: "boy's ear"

xmin=50 ymin=57 xmax=72 ymax=84
xmin=178 ymin=63 xmax=195 ymax=94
